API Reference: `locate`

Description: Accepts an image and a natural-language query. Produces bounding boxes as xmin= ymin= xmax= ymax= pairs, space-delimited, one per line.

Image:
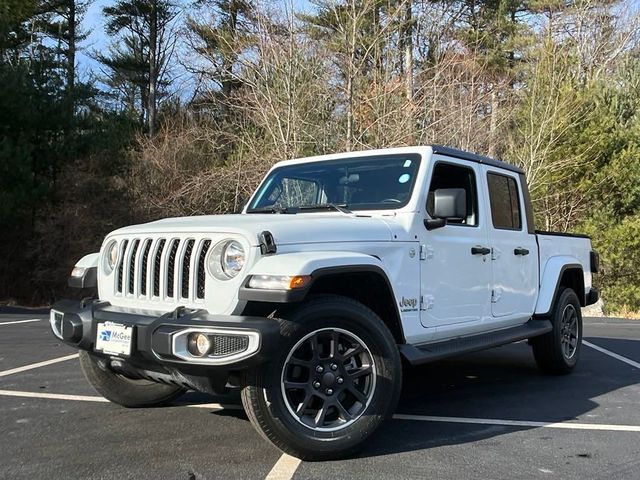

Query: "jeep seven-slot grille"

xmin=115 ymin=237 xmax=210 ymax=303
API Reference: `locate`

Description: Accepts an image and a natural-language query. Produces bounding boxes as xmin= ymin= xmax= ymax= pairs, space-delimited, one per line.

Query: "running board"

xmin=400 ymin=320 xmax=553 ymax=366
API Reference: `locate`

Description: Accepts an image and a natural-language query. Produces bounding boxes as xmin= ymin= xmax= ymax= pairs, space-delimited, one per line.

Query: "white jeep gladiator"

xmin=51 ymin=145 xmax=599 ymax=460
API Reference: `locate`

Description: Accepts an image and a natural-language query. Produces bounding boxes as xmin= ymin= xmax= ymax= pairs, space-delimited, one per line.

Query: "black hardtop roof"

xmin=431 ymin=145 xmax=525 ymax=175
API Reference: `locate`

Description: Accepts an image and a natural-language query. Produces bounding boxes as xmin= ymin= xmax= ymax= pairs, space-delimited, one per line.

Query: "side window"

xmin=426 ymin=163 xmax=478 ymax=226
xmin=487 ymin=173 xmax=521 ymax=230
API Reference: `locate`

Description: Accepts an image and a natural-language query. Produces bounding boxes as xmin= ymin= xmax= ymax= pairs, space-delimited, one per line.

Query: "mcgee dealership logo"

xmin=99 ymin=330 xmax=130 ymax=343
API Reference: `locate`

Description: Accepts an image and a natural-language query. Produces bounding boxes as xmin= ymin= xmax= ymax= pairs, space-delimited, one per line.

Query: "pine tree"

xmin=99 ymin=0 xmax=178 ymax=133
xmin=186 ymin=0 xmax=256 ymax=114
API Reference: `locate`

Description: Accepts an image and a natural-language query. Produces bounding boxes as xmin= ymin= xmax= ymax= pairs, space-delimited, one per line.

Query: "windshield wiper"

xmin=246 ymin=206 xmax=290 ymax=214
xmin=297 ymin=203 xmax=352 ymax=214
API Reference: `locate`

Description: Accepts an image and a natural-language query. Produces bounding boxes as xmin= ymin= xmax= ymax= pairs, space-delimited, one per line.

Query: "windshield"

xmin=247 ymin=153 xmax=421 ymax=213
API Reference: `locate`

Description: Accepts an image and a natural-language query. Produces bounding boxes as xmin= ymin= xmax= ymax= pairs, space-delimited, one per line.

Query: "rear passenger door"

xmin=483 ymin=167 xmax=538 ymax=320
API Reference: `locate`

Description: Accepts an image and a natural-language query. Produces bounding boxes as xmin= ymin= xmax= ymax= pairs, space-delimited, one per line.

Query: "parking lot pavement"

xmin=1 ymin=314 xmax=639 ymax=479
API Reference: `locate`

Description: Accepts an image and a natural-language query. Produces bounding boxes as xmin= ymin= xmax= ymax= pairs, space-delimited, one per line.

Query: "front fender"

xmin=535 ymin=255 xmax=582 ymax=315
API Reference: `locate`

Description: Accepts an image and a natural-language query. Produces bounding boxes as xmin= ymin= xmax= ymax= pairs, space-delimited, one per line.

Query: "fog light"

xmin=187 ymin=333 xmax=211 ymax=357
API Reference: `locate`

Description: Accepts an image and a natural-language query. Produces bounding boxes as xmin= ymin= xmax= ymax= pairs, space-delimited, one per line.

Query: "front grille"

xmin=114 ymin=236 xmax=210 ymax=303
xmin=211 ymin=335 xmax=249 ymax=356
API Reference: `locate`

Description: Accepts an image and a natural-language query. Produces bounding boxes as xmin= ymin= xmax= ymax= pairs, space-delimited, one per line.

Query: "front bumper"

xmin=50 ymin=299 xmax=281 ymax=393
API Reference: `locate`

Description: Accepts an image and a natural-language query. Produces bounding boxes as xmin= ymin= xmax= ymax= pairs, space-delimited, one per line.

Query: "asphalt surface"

xmin=1 ymin=313 xmax=639 ymax=479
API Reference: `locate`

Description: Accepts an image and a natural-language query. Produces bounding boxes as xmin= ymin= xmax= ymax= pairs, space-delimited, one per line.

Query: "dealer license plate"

xmin=95 ymin=322 xmax=133 ymax=356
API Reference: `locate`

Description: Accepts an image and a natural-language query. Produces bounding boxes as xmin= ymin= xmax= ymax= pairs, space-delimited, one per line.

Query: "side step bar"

xmin=399 ymin=320 xmax=552 ymax=366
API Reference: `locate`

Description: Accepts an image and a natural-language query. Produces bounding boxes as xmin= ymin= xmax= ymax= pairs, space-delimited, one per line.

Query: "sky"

xmin=77 ymin=0 xmax=314 ymax=84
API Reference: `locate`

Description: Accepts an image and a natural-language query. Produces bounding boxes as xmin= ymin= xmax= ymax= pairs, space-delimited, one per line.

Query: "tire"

xmin=531 ymin=287 xmax=583 ymax=375
xmin=79 ymin=351 xmax=186 ymax=407
xmin=241 ymin=295 xmax=402 ymax=461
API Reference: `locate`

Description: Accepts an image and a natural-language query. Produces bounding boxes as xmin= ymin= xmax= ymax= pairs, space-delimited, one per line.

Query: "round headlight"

xmin=208 ymin=240 xmax=246 ymax=280
xmin=103 ymin=240 xmax=119 ymax=275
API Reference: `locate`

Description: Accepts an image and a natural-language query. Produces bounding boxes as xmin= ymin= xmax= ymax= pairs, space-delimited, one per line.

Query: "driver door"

xmin=419 ymin=158 xmax=493 ymax=329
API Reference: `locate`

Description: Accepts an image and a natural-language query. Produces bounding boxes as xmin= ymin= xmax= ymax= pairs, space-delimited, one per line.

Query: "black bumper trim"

xmin=50 ymin=299 xmax=281 ymax=377
xmin=586 ymin=288 xmax=599 ymax=306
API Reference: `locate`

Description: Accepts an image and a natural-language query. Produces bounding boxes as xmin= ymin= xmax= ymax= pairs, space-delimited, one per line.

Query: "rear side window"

xmin=487 ymin=173 xmax=521 ymax=230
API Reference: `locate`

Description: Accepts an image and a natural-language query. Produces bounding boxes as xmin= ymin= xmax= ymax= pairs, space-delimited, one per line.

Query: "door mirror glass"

xmin=432 ymin=188 xmax=467 ymax=220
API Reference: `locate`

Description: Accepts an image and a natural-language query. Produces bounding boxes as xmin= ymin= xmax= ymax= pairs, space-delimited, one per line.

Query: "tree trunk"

xmin=403 ymin=0 xmax=413 ymax=104
xmin=148 ymin=0 xmax=158 ymax=136
xmin=488 ymin=88 xmax=498 ymax=157
xmin=67 ymin=0 xmax=75 ymax=100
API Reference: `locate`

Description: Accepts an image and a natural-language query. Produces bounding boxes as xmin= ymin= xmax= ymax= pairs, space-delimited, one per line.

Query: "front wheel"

xmin=79 ymin=351 xmax=186 ymax=407
xmin=531 ymin=287 xmax=583 ymax=375
xmin=241 ymin=295 xmax=402 ymax=461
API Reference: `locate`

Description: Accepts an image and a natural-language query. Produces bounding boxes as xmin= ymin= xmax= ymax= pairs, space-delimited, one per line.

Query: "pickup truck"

xmin=51 ymin=145 xmax=599 ymax=460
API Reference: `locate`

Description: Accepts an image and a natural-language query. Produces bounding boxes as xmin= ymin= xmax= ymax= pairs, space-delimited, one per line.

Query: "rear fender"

xmin=535 ymin=255 xmax=584 ymax=315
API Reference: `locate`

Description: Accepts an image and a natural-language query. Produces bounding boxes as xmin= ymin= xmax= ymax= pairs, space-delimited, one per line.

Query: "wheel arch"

xmin=238 ymin=252 xmax=405 ymax=344
xmin=303 ymin=266 xmax=405 ymax=344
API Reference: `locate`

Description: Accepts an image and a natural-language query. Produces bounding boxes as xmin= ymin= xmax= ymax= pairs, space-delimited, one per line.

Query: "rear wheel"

xmin=241 ymin=295 xmax=402 ymax=461
xmin=531 ymin=287 xmax=583 ymax=375
xmin=79 ymin=351 xmax=185 ymax=407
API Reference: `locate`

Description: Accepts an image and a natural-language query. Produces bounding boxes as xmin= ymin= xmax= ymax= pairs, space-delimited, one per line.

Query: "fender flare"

xmin=535 ymin=255 xmax=584 ymax=316
xmin=238 ymin=251 xmax=395 ymax=304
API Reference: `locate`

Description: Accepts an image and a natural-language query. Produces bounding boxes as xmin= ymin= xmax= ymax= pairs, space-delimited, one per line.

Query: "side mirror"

xmin=425 ymin=188 xmax=467 ymax=230
xmin=424 ymin=218 xmax=446 ymax=230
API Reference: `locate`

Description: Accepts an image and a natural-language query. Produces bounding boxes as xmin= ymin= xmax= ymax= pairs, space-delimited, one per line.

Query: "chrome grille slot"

xmin=128 ymin=239 xmax=140 ymax=295
xmin=153 ymin=239 xmax=166 ymax=297
xmin=116 ymin=239 xmax=129 ymax=293
xmin=181 ymin=239 xmax=195 ymax=299
xmin=197 ymin=240 xmax=211 ymax=300
xmin=166 ymin=239 xmax=180 ymax=298
xmin=140 ymin=240 xmax=152 ymax=296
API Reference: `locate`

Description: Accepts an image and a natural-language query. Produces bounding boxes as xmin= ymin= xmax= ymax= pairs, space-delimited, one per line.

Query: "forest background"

xmin=1 ymin=0 xmax=639 ymax=314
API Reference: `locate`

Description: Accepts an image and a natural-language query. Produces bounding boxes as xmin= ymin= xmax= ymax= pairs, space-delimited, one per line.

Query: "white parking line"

xmin=393 ymin=414 xmax=640 ymax=432
xmin=0 ymin=353 xmax=79 ymax=378
xmin=0 ymin=389 xmax=108 ymax=402
xmin=0 ymin=388 xmax=241 ymax=411
xmin=0 ymin=319 xmax=41 ymax=326
xmin=265 ymin=453 xmax=302 ymax=480
xmin=583 ymin=340 xmax=640 ymax=369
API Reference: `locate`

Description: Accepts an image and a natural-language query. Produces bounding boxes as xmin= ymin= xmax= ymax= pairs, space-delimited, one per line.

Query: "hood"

xmin=109 ymin=213 xmax=403 ymax=246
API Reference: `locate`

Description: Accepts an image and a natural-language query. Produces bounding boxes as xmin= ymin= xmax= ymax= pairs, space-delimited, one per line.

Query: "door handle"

xmin=471 ymin=246 xmax=491 ymax=255
xmin=514 ymin=247 xmax=530 ymax=256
